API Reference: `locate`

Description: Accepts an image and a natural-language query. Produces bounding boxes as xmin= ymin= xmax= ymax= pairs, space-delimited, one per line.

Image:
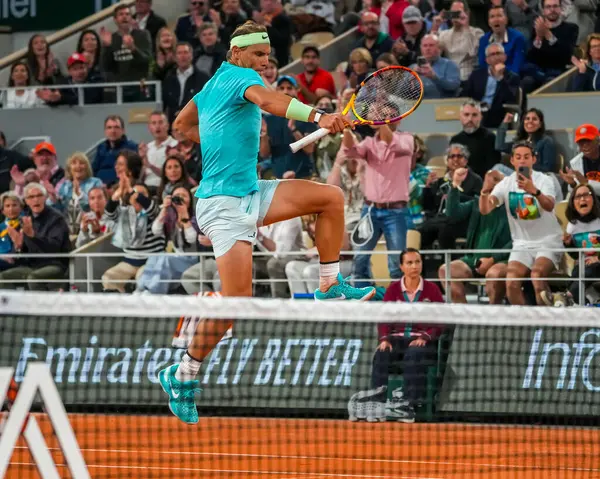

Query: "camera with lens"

xmin=172 ymin=196 xmax=184 ymax=206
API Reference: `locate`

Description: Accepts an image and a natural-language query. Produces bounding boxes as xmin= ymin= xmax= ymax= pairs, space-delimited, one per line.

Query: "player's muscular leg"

xmin=187 ymin=241 xmax=253 ymax=360
xmin=263 ymin=180 xmax=345 ymax=264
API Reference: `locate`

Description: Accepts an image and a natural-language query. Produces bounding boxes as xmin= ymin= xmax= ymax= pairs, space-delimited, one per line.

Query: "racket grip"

xmin=289 ymin=127 xmax=330 ymax=153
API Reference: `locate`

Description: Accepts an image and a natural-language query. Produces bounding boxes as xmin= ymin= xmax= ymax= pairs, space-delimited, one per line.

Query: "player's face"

xmin=400 ymin=252 xmax=422 ymax=279
xmin=510 ymin=146 xmax=536 ymax=169
xmin=236 ymin=44 xmax=271 ymax=73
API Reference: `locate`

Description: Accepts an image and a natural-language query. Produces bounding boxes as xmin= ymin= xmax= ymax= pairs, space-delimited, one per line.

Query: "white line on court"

xmin=12 ymin=446 xmax=600 ymax=473
xmin=9 ymin=462 xmax=444 ymax=479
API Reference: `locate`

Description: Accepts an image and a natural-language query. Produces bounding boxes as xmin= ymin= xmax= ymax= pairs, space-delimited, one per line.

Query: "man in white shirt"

xmin=139 ymin=111 xmax=178 ymax=191
xmin=255 ymin=216 xmax=304 ymax=298
xmin=479 ymin=141 xmax=563 ymax=305
xmin=438 ymin=1 xmax=484 ymax=83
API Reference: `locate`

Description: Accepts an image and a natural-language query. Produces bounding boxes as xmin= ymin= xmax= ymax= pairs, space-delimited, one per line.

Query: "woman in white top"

xmin=1 ymin=61 xmax=44 ymax=109
xmin=560 ymin=183 xmax=600 ymax=305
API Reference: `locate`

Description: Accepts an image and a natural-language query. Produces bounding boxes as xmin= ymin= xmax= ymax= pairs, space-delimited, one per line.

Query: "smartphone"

xmin=417 ymin=56 xmax=427 ymax=67
xmin=518 ymin=166 xmax=531 ymax=179
xmin=449 ymin=10 xmax=461 ymax=19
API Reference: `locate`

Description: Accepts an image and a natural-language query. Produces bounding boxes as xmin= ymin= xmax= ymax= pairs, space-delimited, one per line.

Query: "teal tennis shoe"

xmin=314 ymin=273 xmax=376 ymax=301
xmin=158 ymin=364 xmax=201 ymax=425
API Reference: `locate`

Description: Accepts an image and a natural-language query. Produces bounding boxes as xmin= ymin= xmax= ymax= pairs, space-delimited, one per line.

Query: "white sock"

xmin=175 ymin=353 xmax=202 ymax=382
xmin=319 ymin=261 xmax=340 ymax=281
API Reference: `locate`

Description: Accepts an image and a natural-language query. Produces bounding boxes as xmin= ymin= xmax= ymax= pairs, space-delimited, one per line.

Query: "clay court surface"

xmin=6 ymin=414 xmax=600 ymax=479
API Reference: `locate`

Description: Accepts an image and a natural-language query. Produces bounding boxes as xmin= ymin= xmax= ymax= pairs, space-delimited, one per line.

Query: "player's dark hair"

xmin=400 ymin=248 xmax=421 ymax=265
xmin=566 ymin=183 xmax=600 ymax=224
xmin=228 ymin=21 xmax=268 ymax=61
xmin=231 ymin=20 xmax=268 ymax=38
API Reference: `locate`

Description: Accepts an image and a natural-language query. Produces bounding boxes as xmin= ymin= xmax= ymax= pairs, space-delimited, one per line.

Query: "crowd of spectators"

xmin=0 ymin=0 xmax=599 ymax=307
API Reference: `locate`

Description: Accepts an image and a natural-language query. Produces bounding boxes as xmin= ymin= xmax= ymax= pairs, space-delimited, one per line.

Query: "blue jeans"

xmin=353 ymin=206 xmax=408 ymax=287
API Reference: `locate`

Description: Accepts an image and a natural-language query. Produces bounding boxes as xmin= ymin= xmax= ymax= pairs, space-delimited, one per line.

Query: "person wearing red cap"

xmin=562 ymin=124 xmax=600 ymax=195
xmin=39 ymin=53 xmax=104 ymax=106
xmin=10 ymin=142 xmax=65 ymax=199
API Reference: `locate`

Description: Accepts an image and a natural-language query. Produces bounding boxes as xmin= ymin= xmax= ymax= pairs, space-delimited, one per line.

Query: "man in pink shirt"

xmin=341 ymin=120 xmax=413 ymax=286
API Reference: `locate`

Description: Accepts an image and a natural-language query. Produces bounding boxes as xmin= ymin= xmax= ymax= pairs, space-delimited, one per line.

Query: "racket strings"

xmin=353 ymin=69 xmax=422 ymax=122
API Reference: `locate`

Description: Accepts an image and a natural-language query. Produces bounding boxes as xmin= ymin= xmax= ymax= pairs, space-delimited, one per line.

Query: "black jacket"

xmin=47 ymin=70 xmax=105 ymax=106
xmin=0 ymin=147 xmax=34 ymax=194
xmin=135 ymin=10 xmax=167 ymax=52
xmin=267 ymin=13 xmax=293 ymax=68
xmin=193 ymin=43 xmax=227 ymax=77
xmin=450 ymin=128 xmax=501 ymax=179
xmin=162 ymin=67 xmax=209 ymax=125
xmin=422 ymin=168 xmax=483 ymax=217
xmin=526 ymin=21 xmax=578 ymax=72
xmin=21 ymin=206 xmax=71 ymax=269
xmin=462 ymin=68 xmax=520 ymax=128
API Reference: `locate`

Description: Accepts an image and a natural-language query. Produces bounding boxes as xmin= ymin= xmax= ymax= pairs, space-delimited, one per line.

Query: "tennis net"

xmin=1 ymin=291 xmax=599 ymax=479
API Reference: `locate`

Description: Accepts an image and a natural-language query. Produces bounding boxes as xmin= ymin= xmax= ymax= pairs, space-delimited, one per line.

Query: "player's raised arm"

xmin=244 ymin=85 xmax=349 ymax=134
xmin=173 ymin=99 xmax=200 ymax=144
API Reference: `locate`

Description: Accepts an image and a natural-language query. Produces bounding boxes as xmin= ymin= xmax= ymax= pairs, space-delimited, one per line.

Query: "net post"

xmin=444 ymin=251 xmax=451 ymax=304
xmin=578 ymin=249 xmax=585 ymax=306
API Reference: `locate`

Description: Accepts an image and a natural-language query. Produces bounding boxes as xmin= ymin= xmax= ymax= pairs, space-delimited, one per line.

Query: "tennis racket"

xmin=289 ymin=65 xmax=424 ymax=153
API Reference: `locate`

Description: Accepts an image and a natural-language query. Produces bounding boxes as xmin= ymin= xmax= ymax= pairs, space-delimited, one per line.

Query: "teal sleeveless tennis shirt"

xmin=193 ymin=62 xmax=264 ymax=199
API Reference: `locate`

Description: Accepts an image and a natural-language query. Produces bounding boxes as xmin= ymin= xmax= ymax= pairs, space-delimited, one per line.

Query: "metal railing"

xmin=0 ymin=80 xmax=162 ymax=107
xmin=0 ymin=247 xmax=597 ymax=306
xmin=8 ymin=136 xmax=51 ymax=156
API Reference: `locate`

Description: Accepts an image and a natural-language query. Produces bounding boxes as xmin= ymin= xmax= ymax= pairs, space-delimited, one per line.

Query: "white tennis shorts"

xmin=195 ymin=179 xmax=281 ymax=258
xmin=509 ymin=239 xmax=563 ymax=270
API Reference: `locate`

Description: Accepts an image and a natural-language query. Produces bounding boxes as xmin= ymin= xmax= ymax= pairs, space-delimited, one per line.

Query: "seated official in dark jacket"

xmin=462 ymin=43 xmax=520 ymax=128
xmin=0 ymin=182 xmax=71 ymax=290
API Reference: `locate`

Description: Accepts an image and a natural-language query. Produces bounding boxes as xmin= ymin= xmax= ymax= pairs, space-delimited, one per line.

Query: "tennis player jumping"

xmin=159 ymin=21 xmax=376 ymax=424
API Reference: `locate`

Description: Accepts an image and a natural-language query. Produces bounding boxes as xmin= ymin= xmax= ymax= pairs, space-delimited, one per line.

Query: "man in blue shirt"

xmin=157 ymin=21 xmax=376 ymax=425
xmin=259 ymin=75 xmax=317 ymax=179
xmin=478 ymin=6 xmax=526 ymax=75
xmin=410 ymin=34 xmax=460 ymax=98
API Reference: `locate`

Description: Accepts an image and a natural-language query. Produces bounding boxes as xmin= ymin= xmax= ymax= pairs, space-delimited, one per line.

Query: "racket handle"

xmin=289 ymin=127 xmax=330 ymax=153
